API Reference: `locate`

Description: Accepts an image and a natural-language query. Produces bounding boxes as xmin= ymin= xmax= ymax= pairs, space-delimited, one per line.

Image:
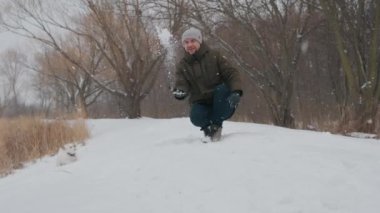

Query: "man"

xmin=173 ymin=27 xmax=243 ymax=142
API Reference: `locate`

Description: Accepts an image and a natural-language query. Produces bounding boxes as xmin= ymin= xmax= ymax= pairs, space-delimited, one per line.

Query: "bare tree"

xmin=0 ymin=97 xmax=5 ymax=116
xmin=33 ymin=72 xmax=54 ymax=117
xmin=82 ymin=0 xmax=168 ymax=117
xmin=1 ymin=0 xmax=166 ymax=118
xmin=147 ymin=0 xmax=190 ymax=36
xmin=36 ymin=46 xmax=103 ymax=117
xmin=141 ymin=0 xmax=192 ymax=117
xmin=185 ymin=0 xmax=320 ymax=127
xmin=320 ymin=0 xmax=380 ymax=132
xmin=0 ymin=49 xmax=27 ymax=116
xmin=32 ymin=34 xmax=105 ymax=118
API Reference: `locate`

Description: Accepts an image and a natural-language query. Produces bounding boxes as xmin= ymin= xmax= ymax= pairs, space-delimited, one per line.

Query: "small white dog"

xmin=56 ymin=143 xmax=77 ymax=166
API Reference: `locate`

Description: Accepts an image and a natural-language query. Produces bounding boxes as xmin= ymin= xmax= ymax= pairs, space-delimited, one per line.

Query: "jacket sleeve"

xmin=217 ymin=52 xmax=243 ymax=96
xmin=174 ymin=62 xmax=190 ymax=93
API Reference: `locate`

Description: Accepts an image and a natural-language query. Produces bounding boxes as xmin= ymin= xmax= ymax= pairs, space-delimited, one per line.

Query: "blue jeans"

xmin=190 ymin=84 xmax=235 ymax=128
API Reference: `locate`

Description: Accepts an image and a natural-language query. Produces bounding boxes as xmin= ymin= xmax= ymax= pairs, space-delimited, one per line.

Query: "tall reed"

xmin=0 ymin=117 xmax=89 ymax=176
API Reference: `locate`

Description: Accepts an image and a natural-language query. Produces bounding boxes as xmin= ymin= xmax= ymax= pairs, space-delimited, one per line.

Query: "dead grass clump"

xmin=0 ymin=117 xmax=89 ymax=176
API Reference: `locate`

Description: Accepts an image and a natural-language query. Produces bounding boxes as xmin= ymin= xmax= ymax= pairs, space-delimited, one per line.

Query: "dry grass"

xmin=0 ymin=116 xmax=89 ymax=176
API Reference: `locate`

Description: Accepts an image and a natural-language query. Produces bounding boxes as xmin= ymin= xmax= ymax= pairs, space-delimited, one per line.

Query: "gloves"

xmin=173 ymin=89 xmax=188 ymax=100
xmin=227 ymin=91 xmax=241 ymax=108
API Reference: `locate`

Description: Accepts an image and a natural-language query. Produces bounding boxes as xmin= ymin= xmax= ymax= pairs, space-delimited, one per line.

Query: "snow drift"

xmin=0 ymin=118 xmax=379 ymax=213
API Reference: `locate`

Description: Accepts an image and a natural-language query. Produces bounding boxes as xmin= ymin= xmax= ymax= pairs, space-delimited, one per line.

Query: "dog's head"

xmin=63 ymin=143 xmax=77 ymax=155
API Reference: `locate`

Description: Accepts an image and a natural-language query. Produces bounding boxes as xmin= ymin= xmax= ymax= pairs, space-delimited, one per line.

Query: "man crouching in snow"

xmin=172 ymin=27 xmax=243 ymax=142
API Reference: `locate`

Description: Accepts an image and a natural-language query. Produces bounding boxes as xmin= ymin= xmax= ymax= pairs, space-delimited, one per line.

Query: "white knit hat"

xmin=181 ymin=27 xmax=202 ymax=44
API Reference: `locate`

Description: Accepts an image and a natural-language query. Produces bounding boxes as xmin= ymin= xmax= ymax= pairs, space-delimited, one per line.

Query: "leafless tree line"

xmin=0 ymin=0 xmax=379 ymax=133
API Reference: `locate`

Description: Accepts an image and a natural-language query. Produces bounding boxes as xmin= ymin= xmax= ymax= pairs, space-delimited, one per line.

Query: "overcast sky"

xmin=0 ymin=31 xmax=28 ymax=51
xmin=0 ymin=29 xmax=38 ymax=104
xmin=0 ymin=0 xmax=76 ymax=52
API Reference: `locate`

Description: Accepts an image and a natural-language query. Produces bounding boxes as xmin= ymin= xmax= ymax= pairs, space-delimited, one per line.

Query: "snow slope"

xmin=1 ymin=118 xmax=380 ymax=213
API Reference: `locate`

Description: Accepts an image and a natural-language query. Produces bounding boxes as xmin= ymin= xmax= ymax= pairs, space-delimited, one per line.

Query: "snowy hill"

xmin=1 ymin=118 xmax=380 ymax=213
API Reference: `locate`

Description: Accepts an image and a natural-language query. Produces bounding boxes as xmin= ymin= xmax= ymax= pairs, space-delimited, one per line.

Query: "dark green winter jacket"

xmin=174 ymin=43 xmax=243 ymax=104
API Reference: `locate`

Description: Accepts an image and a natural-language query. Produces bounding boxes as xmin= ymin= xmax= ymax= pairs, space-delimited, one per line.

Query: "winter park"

xmin=0 ymin=1 xmax=380 ymax=213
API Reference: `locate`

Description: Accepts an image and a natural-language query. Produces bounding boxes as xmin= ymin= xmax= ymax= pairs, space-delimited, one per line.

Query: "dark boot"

xmin=209 ymin=124 xmax=222 ymax=142
xmin=201 ymin=126 xmax=212 ymax=143
xmin=201 ymin=124 xmax=222 ymax=142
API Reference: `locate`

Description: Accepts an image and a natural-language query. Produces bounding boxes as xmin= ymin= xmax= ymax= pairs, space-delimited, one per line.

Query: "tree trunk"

xmin=271 ymin=96 xmax=295 ymax=128
xmin=77 ymin=93 xmax=88 ymax=118
xmin=118 ymin=96 xmax=141 ymax=119
xmin=320 ymin=0 xmax=380 ymax=133
xmin=340 ymin=97 xmax=378 ymax=133
xmin=126 ymin=99 xmax=141 ymax=119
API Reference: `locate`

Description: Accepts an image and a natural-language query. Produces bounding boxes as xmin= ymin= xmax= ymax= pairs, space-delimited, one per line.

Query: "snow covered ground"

xmin=1 ymin=118 xmax=380 ymax=213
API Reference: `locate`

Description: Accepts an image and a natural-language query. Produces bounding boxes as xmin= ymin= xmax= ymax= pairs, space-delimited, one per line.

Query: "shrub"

xmin=0 ymin=117 xmax=89 ymax=176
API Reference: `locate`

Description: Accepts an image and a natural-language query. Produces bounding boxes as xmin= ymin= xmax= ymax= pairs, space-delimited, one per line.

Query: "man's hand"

xmin=227 ymin=92 xmax=241 ymax=108
xmin=173 ymin=89 xmax=188 ymax=100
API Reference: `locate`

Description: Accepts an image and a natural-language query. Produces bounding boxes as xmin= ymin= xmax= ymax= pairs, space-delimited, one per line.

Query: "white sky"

xmin=0 ymin=30 xmax=33 ymax=52
xmin=0 ymin=30 xmax=38 ymax=104
xmin=0 ymin=0 xmax=76 ymax=103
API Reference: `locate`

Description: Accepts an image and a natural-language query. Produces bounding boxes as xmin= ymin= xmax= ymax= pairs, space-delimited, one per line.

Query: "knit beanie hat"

xmin=181 ymin=28 xmax=202 ymax=44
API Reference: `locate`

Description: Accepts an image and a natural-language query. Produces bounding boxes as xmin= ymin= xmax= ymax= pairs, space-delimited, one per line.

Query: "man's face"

xmin=182 ymin=38 xmax=201 ymax=55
